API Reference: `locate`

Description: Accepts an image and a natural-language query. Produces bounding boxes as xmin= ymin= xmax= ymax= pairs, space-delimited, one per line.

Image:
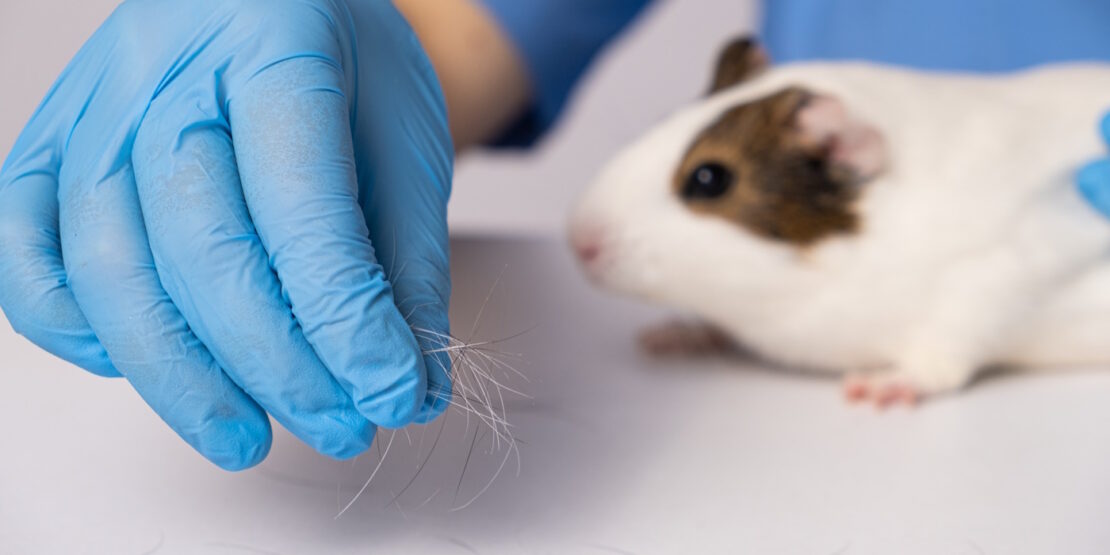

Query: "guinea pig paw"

xmin=843 ymin=373 xmax=914 ymax=408
xmin=638 ymin=320 xmax=735 ymax=357
xmin=841 ymin=371 xmax=950 ymax=409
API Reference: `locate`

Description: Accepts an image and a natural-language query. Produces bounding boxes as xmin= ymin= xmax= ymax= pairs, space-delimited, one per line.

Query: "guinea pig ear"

xmin=793 ymin=94 xmax=888 ymax=184
xmin=708 ymin=36 xmax=769 ymax=95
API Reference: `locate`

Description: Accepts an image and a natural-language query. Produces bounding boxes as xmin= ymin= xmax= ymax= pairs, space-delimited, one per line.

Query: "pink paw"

xmin=842 ymin=360 xmax=973 ymax=409
xmin=842 ymin=374 xmax=921 ymax=408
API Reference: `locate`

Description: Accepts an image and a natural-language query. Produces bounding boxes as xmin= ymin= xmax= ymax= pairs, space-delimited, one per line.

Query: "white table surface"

xmin=4 ymin=237 xmax=1110 ymax=554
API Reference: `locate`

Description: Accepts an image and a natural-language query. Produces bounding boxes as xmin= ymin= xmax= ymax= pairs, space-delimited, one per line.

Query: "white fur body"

xmin=573 ymin=62 xmax=1110 ymax=392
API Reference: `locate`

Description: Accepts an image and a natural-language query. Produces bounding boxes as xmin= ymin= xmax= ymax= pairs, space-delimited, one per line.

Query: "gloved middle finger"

xmin=131 ymin=95 xmax=376 ymax=460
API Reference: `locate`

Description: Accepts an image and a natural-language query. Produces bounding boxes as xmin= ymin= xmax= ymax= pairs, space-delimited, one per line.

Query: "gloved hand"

xmin=1080 ymin=112 xmax=1110 ymax=218
xmin=0 ymin=0 xmax=453 ymax=470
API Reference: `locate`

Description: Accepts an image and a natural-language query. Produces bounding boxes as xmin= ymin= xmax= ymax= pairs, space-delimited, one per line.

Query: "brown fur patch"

xmin=673 ymin=87 xmax=861 ymax=246
xmin=709 ymin=37 xmax=769 ymax=94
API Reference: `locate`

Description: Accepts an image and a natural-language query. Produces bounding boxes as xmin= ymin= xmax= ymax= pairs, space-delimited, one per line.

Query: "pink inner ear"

xmin=796 ymin=95 xmax=887 ymax=182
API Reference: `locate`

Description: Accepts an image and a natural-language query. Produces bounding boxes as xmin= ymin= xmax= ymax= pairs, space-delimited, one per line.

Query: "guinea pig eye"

xmin=682 ymin=162 xmax=735 ymax=200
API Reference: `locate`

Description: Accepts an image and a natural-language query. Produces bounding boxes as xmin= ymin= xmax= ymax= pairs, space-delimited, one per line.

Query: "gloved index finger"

xmin=229 ymin=55 xmax=427 ymax=429
xmin=348 ymin=0 xmax=456 ymax=423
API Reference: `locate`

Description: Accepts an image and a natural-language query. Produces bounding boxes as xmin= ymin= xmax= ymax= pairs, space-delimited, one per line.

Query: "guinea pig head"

xmin=570 ymin=37 xmax=886 ymax=310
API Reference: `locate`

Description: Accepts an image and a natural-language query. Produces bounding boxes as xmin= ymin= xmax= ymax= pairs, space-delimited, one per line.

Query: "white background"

xmin=5 ymin=1 xmax=1110 ymax=554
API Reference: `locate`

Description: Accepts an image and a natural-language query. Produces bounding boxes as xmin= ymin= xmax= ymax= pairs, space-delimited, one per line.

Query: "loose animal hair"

xmin=335 ymin=271 xmax=531 ymax=518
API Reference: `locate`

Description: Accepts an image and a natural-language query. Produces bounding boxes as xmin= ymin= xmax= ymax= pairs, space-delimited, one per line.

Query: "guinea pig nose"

xmin=576 ymin=241 xmax=602 ymax=264
xmin=570 ymin=224 xmax=606 ymax=264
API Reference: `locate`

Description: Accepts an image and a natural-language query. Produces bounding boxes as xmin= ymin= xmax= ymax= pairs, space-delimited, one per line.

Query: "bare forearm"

xmin=392 ymin=0 xmax=532 ymax=150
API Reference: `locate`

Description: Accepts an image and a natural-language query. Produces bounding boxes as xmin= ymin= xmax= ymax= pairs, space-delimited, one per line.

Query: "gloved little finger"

xmin=59 ymin=163 xmax=271 ymax=471
xmin=0 ymin=169 xmax=117 ymax=376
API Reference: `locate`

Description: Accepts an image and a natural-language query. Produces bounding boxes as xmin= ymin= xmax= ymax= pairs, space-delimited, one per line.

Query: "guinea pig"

xmin=569 ymin=37 xmax=1110 ymax=406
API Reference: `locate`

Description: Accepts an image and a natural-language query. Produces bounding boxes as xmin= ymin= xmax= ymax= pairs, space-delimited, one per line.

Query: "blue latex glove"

xmin=0 ymin=0 xmax=453 ymax=470
xmin=1079 ymin=113 xmax=1110 ymax=219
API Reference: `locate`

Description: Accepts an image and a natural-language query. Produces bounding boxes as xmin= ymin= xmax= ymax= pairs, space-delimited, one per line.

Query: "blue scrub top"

xmin=764 ymin=0 xmax=1110 ymax=72
xmin=477 ymin=0 xmax=1110 ymax=145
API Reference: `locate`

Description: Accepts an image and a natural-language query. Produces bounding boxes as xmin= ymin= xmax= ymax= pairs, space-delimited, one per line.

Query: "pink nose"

xmin=571 ymin=225 xmax=606 ymax=265
xmin=576 ymin=241 xmax=601 ymax=264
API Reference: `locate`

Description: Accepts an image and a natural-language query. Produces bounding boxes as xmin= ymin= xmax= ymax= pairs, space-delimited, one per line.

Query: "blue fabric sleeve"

xmin=477 ymin=0 xmax=655 ymax=147
xmin=762 ymin=0 xmax=1110 ymax=72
